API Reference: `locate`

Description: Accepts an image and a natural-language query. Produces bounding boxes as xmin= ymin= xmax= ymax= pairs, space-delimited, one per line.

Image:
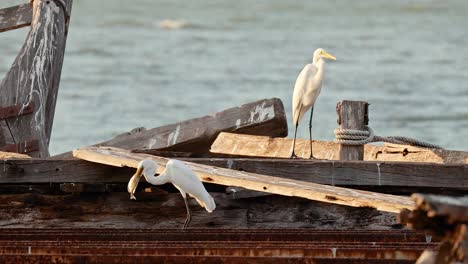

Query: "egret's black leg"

xmin=290 ymin=105 xmax=302 ymax=159
xmin=308 ymin=107 xmax=316 ymax=159
xmin=183 ymin=196 xmax=192 ymax=229
xmin=289 ymin=122 xmax=299 ymax=159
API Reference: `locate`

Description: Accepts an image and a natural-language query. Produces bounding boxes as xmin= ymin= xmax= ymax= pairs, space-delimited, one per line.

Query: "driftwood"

xmin=0 ymin=0 xmax=72 ymax=157
xmin=72 ymin=146 xmax=415 ymax=213
xmin=55 ymin=98 xmax=287 ymax=158
xmin=400 ymin=194 xmax=468 ymax=264
xmin=210 ymin=132 xmax=468 ymax=164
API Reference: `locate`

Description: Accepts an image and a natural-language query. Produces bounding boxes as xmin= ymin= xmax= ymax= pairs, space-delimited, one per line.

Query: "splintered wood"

xmin=56 ymin=98 xmax=287 ymax=157
xmin=73 ymin=146 xmax=415 ymax=213
xmin=211 ymin=132 xmax=468 ymax=164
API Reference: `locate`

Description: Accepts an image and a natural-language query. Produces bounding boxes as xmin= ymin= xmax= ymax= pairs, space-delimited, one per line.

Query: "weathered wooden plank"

xmin=0 ymin=192 xmax=400 ymax=229
xmin=0 ymin=4 xmax=32 ymax=33
xmin=412 ymin=194 xmax=468 ymax=224
xmin=1 ymin=156 xmax=466 ymax=191
xmin=72 ymin=147 xmax=415 ymax=213
xmin=0 ymin=0 xmax=72 ymax=157
xmin=55 ymin=98 xmax=287 ymax=158
xmin=210 ymin=133 xmax=468 ymax=164
xmin=337 ymin=100 xmax=369 ymax=160
xmin=0 ymin=151 xmax=30 ymax=159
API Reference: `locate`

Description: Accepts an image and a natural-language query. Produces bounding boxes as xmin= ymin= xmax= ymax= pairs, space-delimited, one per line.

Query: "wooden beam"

xmin=0 ymin=4 xmax=32 ymax=33
xmin=210 ymin=133 xmax=468 ymax=164
xmin=337 ymin=100 xmax=369 ymax=160
xmin=72 ymin=147 xmax=415 ymax=213
xmin=55 ymin=98 xmax=287 ymax=158
xmin=0 ymin=0 xmax=72 ymax=157
xmin=1 ymin=156 xmax=466 ymax=191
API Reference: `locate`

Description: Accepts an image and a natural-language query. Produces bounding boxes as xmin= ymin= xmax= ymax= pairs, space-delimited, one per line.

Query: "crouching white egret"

xmin=290 ymin=48 xmax=336 ymax=159
xmin=127 ymin=159 xmax=216 ymax=229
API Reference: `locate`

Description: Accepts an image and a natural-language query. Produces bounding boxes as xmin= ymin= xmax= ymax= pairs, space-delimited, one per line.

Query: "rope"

xmin=334 ymin=126 xmax=443 ymax=149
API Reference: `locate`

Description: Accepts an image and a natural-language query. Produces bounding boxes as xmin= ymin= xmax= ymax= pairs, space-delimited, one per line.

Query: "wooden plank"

xmin=337 ymin=100 xmax=369 ymax=160
xmin=412 ymin=194 xmax=468 ymax=223
xmin=0 ymin=193 xmax=400 ymax=229
xmin=1 ymin=157 xmax=466 ymax=191
xmin=0 ymin=0 xmax=72 ymax=157
xmin=0 ymin=151 xmax=30 ymax=159
xmin=55 ymin=98 xmax=288 ymax=158
xmin=210 ymin=133 xmax=468 ymax=164
xmin=72 ymin=146 xmax=415 ymax=213
xmin=0 ymin=4 xmax=32 ymax=33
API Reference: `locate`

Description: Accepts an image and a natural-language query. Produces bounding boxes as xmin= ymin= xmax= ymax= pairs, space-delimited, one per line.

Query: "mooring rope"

xmin=334 ymin=126 xmax=443 ymax=149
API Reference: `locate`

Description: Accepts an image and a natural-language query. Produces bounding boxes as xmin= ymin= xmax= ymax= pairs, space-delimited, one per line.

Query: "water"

xmin=1 ymin=0 xmax=467 ymax=154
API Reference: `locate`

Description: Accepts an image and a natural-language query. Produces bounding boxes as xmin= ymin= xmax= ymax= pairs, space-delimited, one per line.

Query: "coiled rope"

xmin=334 ymin=126 xmax=443 ymax=149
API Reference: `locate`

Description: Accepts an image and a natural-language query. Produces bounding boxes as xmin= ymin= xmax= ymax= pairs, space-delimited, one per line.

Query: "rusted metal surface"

xmin=0 ymin=139 xmax=39 ymax=154
xmin=0 ymin=229 xmax=436 ymax=263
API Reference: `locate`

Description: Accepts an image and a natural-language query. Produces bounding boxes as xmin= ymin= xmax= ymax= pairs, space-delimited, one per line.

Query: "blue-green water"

xmin=1 ymin=0 xmax=467 ymax=154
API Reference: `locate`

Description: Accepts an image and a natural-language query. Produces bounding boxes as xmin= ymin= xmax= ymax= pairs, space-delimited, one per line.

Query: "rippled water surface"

xmin=1 ymin=0 xmax=467 ymax=154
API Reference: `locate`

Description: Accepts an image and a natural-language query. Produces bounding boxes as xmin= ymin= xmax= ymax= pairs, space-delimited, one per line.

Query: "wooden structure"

xmin=73 ymin=146 xmax=415 ymax=213
xmin=337 ymin=100 xmax=369 ymax=160
xmin=56 ymin=98 xmax=288 ymax=158
xmin=400 ymin=194 xmax=468 ymax=264
xmin=211 ymin=132 xmax=468 ymax=164
xmin=0 ymin=0 xmax=72 ymax=157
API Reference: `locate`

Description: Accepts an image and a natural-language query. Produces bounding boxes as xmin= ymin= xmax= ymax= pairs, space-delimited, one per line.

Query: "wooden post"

xmin=0 ymin=0 xmax=72 ymax=157
xmin=337 ymin=100 xmax=369 ymax=161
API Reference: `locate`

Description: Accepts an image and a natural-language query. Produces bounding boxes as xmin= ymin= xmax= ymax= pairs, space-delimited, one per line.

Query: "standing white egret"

xmin=127 ymin=159 xmax=216 ymax=229
xmin=290 ymin=48 xmax=336 ymax=159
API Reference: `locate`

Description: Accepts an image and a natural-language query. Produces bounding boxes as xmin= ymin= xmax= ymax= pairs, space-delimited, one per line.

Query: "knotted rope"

xmin=334 ymin=126 xmax=443 ymax=149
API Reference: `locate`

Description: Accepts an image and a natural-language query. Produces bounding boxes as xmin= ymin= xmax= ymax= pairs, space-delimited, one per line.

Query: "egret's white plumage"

xmin=127 ymin=159 xmax=216 ymax=228
xmin=290 ymin=48 xmax=336 ymax=159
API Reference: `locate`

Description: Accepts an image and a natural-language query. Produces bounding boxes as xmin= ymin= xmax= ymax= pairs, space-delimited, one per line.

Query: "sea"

xmin=1 ymin=0 xmax=467 ymax=154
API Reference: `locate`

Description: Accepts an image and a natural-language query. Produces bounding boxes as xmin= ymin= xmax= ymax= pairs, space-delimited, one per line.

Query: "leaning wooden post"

xmin=0 ymin=0 xmax=72 ymax=157
xmin=336 ymin=100 xmax=369 ymax=160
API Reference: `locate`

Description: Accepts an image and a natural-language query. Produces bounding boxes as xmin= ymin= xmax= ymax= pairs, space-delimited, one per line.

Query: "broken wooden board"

xmin=210 ymin=133 xmax=468 ymax=164
xmin=55 ymin=98 xmax=287 ymax=158
xmin=1 ymin=157 xmax=466 ymax=191
xmin=73 ymin=147 xmax=415 ymax=213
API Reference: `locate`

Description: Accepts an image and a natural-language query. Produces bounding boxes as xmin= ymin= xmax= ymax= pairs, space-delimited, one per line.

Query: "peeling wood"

xmin=72 ymin=147 xmax=415 ymax=213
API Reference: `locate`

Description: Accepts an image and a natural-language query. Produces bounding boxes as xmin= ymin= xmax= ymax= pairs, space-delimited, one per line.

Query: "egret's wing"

xmin=292 ymin=64 xmax=317 ymax=125
xmin=167 ymin=159 xmax=216 ymax=212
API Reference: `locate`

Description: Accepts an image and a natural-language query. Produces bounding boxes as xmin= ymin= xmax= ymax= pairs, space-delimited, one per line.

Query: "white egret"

xmin=290 ymin=48 xmax=336 ymax=159
xmin=127 ymin=159 xmax=216 ymax=229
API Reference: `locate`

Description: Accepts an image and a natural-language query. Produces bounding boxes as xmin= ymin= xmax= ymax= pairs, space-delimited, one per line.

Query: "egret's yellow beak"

xmin=127 ymin=166 xmax=143 ymax=200
xmin=321 ymin=51 xmax=336 ymax=60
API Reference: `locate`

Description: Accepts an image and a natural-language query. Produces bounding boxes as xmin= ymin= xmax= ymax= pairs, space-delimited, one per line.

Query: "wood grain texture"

xmin=210 ymin=133 xmax=468 ymax=164
xmin=73 ymin=147 xmax=416 ymax=213
xmin=0 ymin=0 xmax=72 ymax=157
xmin=1 ymin=156 xmax=466 ymax=191
xmin=55 ymin=98 xmax=288 ymax=158
xmin=337 ymin=100 xmax=369 ymax=160
xmin=0 ymin=4 xmax=32 ymax=33
xmin=0 ymin=192 xmax=400 ymax=229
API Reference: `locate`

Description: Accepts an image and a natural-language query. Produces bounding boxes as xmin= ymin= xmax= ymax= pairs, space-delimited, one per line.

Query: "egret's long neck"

xmin=143 ymin=168 xmax=169 ymax=186
xmin=314 ymin=57 xmax=324 ymax=68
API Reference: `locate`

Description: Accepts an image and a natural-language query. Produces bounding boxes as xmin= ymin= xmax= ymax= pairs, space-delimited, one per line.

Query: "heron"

xmin=127 ymin=159 xmax=216 ymax=229
xmin=290 ymin=48 xmax=336 ymax=159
